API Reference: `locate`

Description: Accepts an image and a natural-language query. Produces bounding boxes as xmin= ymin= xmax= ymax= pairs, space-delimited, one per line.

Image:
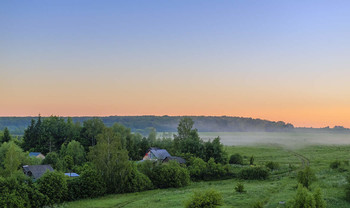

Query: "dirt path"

xmin=287 ymin=149 xmax=310 ymax=170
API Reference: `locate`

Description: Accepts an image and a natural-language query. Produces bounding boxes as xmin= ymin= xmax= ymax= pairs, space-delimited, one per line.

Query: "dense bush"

xmin=238 ymin=167 xmax=269 ymax=180
xmin=38 ymin=171 xmax=68 ymax=205
xmin=229 ymin=153 xmax=243 ymax=165
xmin=185 ymin=189 xmax=223 ymax=208
xmin=235 ymin=182 xmax=245 ymax=193
xmin=345 ymin=175 xmax=350 ymax=202
xmin=150 ymin=160 xmax=190 ymax=188
xmin=297 ymin=166 xmax=316 ymax=189
xmin=330 ymin=160 xmax=341 ymax=169
xmin=188 ymin=157 xmax=207 ymax=181
xmin=67 ymin=164 xmax=106 ymax=200
xmin=288 ymin=184 xmax=326 ymax=208
xmin=123 ymin=164 xmax=153 ymax=192
xmin=0 ymin=174 xmax=49 ymax=208
xmin=265 ymin=161 xmax=279 ymax=170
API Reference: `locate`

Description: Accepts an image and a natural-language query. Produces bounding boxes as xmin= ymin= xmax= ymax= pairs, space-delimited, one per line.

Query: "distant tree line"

xmin=0 ymin=115 xmax=296 ymax=136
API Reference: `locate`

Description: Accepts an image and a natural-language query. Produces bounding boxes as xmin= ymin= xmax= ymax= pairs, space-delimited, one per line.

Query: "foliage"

xmin=229 ymin=153 xmax=243 ymax=165
xmin=238 ymin=166 xmax=269 ymax=180
xmin=80 ymin=118 xmax=105 ymax=150
xmin=22 ymin=116 xmax=82 ymax=154
xmin=1 ymin=127 xmax=11 ymax=143
xmin=249 ymin=155 xmax=254 ymax=165
xmin=185 ymin=189 xmax=223 ymax=208
xmin=265 ymin=161 xmax=279 ymax=170
xmin=42 ymin=151 xmax=63 ymax=170
xmin=63 ymin=140 xmax=86 ymax=165
xmin=203 ymin=137 xmax=228 ymax=164
xmin=345 ymin=174 xmax=350 ymax=202
xmin=88 ymin=128 xmax=130 ymax=193
xmin=64 ymin=155 xmax=74 ymax=172
xmin=235 ymin=182 xmax=245 ymax=193
xmin=149 ymin=160 xmax=190 ymax=188
xmin=313 ymin=188 xmax=326 ymax=208
xmin=123 ymin=163 xmax=153 ymax=192
xmin=252 ymin=201 xmax=264 ymax=208
xmin=0 ymin=174 xmax=49 ymax=208
xmin=330 ymin=160 xmax=341 ymax=169
xmin=174 ymin=117 xmax=204 ymax=157
xmin=0 ymin=141 xmax=28 ymax=177
xmin=37 ymin=170 xmax=68 ymax=205
xmin=188 ymin=157 xmax=207 ymax=181
xmin=297 ymin=166 xmax=316 ymax=189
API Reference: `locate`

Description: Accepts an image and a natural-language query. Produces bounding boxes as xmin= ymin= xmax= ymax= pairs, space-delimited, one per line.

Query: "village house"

xmin=29 ymin=152 xmax=46 ymax=159
xmin=22 ymin=165 xmax=54 ymax=179
xmin=142 ymin=147 xmax=186 ymax=164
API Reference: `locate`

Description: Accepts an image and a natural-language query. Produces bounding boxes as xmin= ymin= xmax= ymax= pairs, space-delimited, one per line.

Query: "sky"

xmin=1 ymin=1 xmax=350 ymax=128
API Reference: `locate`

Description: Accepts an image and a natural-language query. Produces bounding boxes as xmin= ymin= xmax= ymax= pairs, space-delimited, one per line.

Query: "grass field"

xmin=63 ymin=132 xmax=350 ymax=208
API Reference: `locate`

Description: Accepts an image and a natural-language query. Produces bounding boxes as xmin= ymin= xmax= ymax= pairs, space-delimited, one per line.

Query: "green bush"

xmin=38 ymin=170 xmax=68 ymax=205
xmin=297 ymin=166 xmax=316 ymax=189
xmin=288 ymin=184 xmax=326 ymax=208
xmin=188 ymin=157 xmax=207 ymax=181
xmin=205 ymin=158 xmax=227 ymax=180
xmin=345 ymin=175 xmax=350 ymax=202
xmin=238 ymin=166 xmax=269 ymax=180
xmin=185 ymin=189 xmax=223 ymax=208
xmin=229 ymin=153 xmax=243 ymax=165
xmin=234 ymin=182 xmax=245 ymax=193
xmin=150 ymin=160 xmax=190 ymax=188
xmin=67 ymin=164 xmax=106 ymax=200
xmin=265 ymin=161 xmax=279 ymax=170
xmin=252 ymin=201 xmax=264 ymax=208
xmin=124 ymin=164 xmax=153 ymax=192
xmin=0 ymin=174 xmax=49 ymax=208
xmin=330 ymin=160 xmax=341 ymax=169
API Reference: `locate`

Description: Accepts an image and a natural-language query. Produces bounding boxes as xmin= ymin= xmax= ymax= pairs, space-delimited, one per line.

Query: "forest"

xmin=0 ymin=116 xmax=296 ymax=136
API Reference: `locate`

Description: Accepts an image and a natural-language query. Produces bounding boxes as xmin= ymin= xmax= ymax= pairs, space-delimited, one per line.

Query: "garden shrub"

xmin=150 ymin=160 xmax=190 ymax=188
xmin=124 ymin=164 xmax=153 ymax=192
xmin=238 ymin=166 xmax=269 ymax=180
xmin=265 ymin=161 xmax=279 ymax=170
xmin=288 ymin=184 xmax=326 ymax=208
xmin=185 ymin=189 xmax=223 ymax=208
xmin=229 ymin=153 xmax=243 ymax=165
xmin=297 ymin=166 xmax=316 ymax=189
xmin=234 ymin=182 xmax=245 ymax=193
xmin=188 ymin=157 xmax=207 ymax=181
xmin=38 ymin=170 xmax=68 ymax=205
xmin=330 ymin=160 xmax=341 ymax=169
xmin=0 ymin=174 xmax=48 ymax=208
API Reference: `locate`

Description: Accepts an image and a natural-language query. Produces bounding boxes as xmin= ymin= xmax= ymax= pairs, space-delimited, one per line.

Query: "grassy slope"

xmin=63 ymin=145 xmax=350 ymax=208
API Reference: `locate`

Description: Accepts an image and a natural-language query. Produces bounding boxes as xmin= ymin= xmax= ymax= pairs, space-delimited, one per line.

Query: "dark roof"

xmin=29 ymin=152 xmax=41 ymax=157
xmin=23 ymin=165 xmax=54 ymax=179
xmin=163 ymin=156 xmax=186 ymax=164
xmin=149 ymin=147 xmax=171 ymax=160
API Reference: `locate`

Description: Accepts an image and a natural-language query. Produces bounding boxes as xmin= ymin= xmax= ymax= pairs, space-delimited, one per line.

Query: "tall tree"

xmin=174 ymin=117 xmax=203 ymax=157
xmin=80 ymin=118 xmax=105 ymax=150
xmin=88 ymin=128 xmax=130 ymax=193
xmin=2 ymin=127 xmax=11 ymax=143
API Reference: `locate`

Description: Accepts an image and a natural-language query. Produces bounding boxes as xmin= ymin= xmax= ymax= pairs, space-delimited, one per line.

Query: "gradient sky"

xmin=1 ymin=1 xmax=350 ymax=127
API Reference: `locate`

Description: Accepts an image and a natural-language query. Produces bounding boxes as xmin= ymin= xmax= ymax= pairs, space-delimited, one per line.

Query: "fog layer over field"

xmin=198 ymin=130 xmax=350 ymax=148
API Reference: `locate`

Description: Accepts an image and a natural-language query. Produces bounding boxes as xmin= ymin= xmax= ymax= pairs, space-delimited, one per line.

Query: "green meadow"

xmin=63 ymin=133 xmax=350 ymax=208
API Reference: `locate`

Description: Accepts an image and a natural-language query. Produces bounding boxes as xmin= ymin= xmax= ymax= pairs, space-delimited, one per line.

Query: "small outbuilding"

xmin=143 ymin=147 xmax=171 ymax=160
xmin=163 ymin=156 xmax=186 ymax=164
xmin=23 ymin=165 xmax=54 ymax=179
xmin=142 ymin=147 xmax=186 ymax=164
xmin=29 ymin=152 xmax=46 ymax=159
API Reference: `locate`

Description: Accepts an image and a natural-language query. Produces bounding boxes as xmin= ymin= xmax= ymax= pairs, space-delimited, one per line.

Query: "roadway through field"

xmin=287 ymin=150 xmax=310 ymax=169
